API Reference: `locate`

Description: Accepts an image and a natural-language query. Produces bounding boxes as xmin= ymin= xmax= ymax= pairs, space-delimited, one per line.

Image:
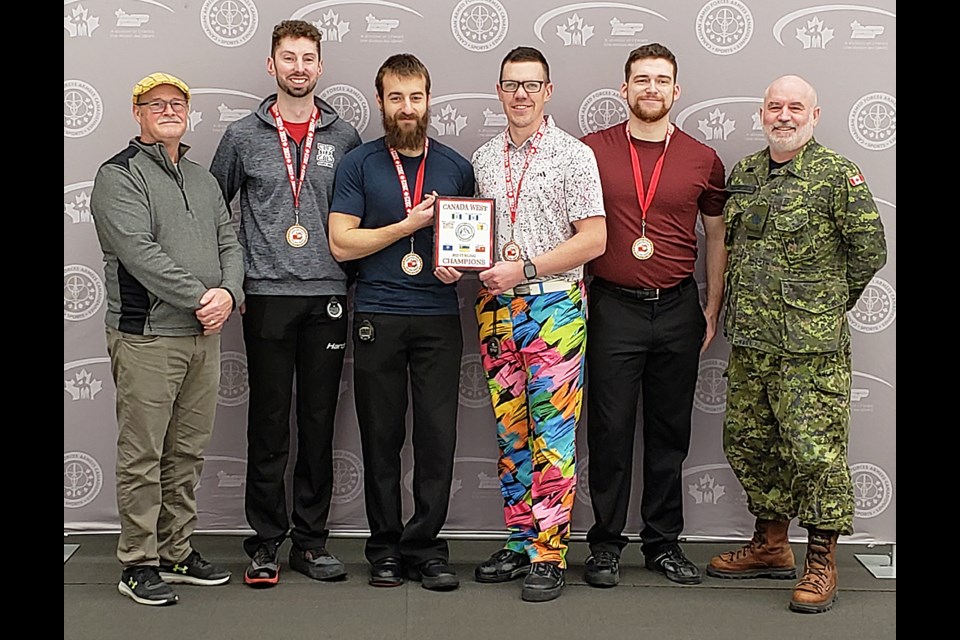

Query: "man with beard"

xmin=707 ymin=75 xmax=886 ymax=614
xmin=210 ymin=20 xmax=361 ymax=588
xmin=470 ymin=46 xmax=606 ymax=603
xmin=579 ymin=43 xmax=727 ymax=588
xmin=327 ymin=53 xmax=475 ymax=591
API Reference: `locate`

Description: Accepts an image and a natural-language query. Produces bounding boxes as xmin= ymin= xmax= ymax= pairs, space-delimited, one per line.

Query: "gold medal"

xmin=502 ymin=241 xmax=521 ymax=261
xmin=632 ymin=236 xmax=655 ymax=260
xmin=402 ymin=252 xmax=423 ymax=275
xmin=286 ymin=224 xmax=308 ymax=248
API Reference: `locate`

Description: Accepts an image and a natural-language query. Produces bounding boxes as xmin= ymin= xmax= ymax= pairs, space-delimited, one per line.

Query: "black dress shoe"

xmin=406 ymin=559 xmax=460 ymax=591
xmin=369 ymin=557 xmax=404 ymax=587
xmin=584 ymin=550 xmax=620 ymax=588
xmin=645 ymin=545 xmax=702 ymax=585
xmin=521 ymin=562 xmax=564 ymax=602
xmin=475 ymin=549 xmax=531 ymax=583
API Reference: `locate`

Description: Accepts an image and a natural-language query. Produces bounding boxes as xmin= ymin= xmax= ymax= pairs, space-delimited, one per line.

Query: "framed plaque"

xmin=433 ymin=196 xmax=495 ymax=271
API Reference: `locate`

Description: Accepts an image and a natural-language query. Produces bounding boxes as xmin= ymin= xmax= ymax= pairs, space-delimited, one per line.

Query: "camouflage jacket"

xmin=722 ymin=139 xmax=887 ymax=355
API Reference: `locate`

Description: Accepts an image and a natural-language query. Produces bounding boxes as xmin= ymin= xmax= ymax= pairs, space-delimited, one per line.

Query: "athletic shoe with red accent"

xmin=244 ymin=543 xmax=280 ymax=588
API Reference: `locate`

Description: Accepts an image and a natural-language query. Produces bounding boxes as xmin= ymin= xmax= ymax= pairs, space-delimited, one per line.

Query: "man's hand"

xmin=700 ymin=310 xmax=720 ymax=354
xmin=402 ymin=192 xmax=438 ymax=234
xmin=478 ymin=261 xmax=525 ymax=296
xmin=434 ymin=266 xmax=463 ymax=284
xmin=196 ymin=288 xmax=234 ymax=335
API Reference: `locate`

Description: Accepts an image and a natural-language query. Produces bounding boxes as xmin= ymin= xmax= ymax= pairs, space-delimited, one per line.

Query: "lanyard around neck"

xmin=389 ymin=138 xmax=430 ymax=215
xmin=625 ymin=122 xmax=674 ymax=222
xmin=270 ymin=104 xmax=318 ymax=212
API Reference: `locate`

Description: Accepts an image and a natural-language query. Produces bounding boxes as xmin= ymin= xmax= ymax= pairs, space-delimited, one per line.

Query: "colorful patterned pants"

xmin=475 ymin=283 xmax=586 ymax=567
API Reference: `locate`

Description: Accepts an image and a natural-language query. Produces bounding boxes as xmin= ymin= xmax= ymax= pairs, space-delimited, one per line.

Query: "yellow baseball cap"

xmin=131 ymin=72 xmax=191 ymax=104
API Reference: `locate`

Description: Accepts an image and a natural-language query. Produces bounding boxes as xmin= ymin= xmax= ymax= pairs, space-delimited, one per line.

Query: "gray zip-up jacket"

xmin=90 ymin=138 xmax=245 ymax=336
xmin=210 ymin=94 xmax=362 ymax=296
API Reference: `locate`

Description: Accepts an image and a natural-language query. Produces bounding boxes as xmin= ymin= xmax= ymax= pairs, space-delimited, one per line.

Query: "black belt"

xmin=592 ymin=275 xmax=695 ymax=302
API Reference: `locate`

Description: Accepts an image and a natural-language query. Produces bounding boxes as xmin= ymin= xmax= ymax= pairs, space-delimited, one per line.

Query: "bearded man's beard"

xmin=630 ymin=98 xmax=671 ymax=124
xmin=383 ymin=109 xmax=429 ymax=150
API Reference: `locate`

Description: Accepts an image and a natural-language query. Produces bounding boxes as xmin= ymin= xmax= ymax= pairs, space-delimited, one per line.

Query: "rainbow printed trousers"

xmin=474 ymin=283 xmax=587 ymax=567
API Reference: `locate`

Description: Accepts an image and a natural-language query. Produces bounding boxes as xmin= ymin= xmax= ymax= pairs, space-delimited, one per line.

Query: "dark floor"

xmin=64 ymin=533 xmax=896 ymax=640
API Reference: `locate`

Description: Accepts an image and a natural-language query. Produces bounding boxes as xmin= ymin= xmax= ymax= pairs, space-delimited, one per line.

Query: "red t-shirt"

xmin=284 ymin=120 xmax=310 ymax=145
xmin=581 ymin=125 xmax=727 ymax=289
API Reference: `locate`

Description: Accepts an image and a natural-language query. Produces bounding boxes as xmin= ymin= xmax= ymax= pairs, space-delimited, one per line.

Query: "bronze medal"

xmin=502 ymin=241 xmax=521 ymax=261
xmin=632 ymin=236 xmax=655 ymax=260
xmin=286 ymin=224 xmax=308 ymax=248
xmin=402 ymin=252 xmax=423 ymax=275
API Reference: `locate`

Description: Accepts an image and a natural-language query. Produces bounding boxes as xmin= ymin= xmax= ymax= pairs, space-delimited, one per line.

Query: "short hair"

xmin=271 ymin=20 xmax=322 ymax=57
xmin=623 ymin=43 xmax=677 ymax=82
xmin=375 ymin=53 xmax=431 ymax=99
xmin=499 ymin=46 xmax=550 ymax=83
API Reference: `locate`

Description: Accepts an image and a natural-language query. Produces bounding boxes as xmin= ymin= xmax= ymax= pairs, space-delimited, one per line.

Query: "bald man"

xmin=706 ymin=75 xmax=887 ymax=614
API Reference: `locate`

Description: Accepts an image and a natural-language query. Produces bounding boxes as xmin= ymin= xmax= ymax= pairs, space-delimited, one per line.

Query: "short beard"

xmin=765 ymin=122 xmax=815 ymax=157
xmin=383 ymin=109 xmax=428 ymax=151
xmin=278 ymin=77 xmax=317 ymax=99
xmin=630 ymin=99 xmax=671 ymax=124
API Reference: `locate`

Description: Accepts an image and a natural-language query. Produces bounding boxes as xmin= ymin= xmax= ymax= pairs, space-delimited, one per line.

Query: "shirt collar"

xmin=505 ymin=114 xmax=555 ymax=151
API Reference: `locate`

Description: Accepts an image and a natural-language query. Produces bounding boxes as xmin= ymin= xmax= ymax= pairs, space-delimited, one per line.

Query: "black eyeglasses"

xmin=499 ymin=80 xmax=545 ymax=94
xmin=136 ymin=99 xmax=189 ymax=114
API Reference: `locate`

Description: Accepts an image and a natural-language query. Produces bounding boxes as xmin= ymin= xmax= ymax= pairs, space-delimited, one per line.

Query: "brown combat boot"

xmin=789 ymin=529 xmax=839 ymax=613
xmin=706 ymin=519 xmax=797 ymax=579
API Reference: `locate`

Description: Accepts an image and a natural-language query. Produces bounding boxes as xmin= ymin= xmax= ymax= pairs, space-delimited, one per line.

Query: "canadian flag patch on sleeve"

xmin=849 ymin=173 xmax=865 ymax=187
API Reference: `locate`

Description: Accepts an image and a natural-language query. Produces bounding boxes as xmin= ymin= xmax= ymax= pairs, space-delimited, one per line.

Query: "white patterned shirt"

xmin=471 ymin=115 xmax=605 ymax=282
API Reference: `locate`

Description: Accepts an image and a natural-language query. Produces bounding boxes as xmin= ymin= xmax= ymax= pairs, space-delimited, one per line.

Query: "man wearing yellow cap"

xmin=90 ymin=72 xmax=245 ymax=606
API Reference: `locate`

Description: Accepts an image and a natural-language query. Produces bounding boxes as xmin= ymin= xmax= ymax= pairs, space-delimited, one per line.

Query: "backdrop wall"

xmin=64 ymin=0 xmax=896 ymax=544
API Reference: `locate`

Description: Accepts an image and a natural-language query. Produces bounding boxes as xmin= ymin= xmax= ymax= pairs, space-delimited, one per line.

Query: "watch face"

xmin=524 ymin=262 xmax=536 ymax=279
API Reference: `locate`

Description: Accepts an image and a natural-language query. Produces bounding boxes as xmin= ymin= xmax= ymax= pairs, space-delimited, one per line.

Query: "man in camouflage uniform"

xmin=706 ymin=75 xmax=886 ymax=614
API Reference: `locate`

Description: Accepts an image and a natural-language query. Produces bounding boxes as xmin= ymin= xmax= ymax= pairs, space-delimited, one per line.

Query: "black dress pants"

xmin=241 ymin=295 xmax=346 ymax=557
xmin=351 ymin=312 xmax=462 ymax=566
xmin=585 ymin=279 xmax=705 ymax=557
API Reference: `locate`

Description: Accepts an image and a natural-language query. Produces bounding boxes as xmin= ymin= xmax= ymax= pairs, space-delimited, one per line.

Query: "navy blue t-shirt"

xmin=331 ymin=137 xmax=476 ymax=314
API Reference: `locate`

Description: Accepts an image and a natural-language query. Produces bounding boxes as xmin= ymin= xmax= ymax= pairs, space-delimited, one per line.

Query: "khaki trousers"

xmin=106 ymin=327 xmax=221 ymax=567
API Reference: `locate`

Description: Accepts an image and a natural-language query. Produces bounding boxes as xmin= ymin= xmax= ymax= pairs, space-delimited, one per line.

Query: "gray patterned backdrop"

xmin=64 ymin=0 xmax=896 ymax=544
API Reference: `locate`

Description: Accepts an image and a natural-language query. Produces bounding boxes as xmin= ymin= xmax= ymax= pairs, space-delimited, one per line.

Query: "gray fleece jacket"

xmin=209 ymin=94 xmax=362 ymax=296
xmin=90 ymin=138 xmax=245 ymax=336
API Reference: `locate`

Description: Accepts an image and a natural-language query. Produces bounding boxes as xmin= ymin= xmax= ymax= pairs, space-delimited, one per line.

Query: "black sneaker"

xmin=645 ymin=544 xmax=702 ymax=585
xmin=475 ymin=549 xmax=531 ymax=583
xmin=244 ymin=543 xmax=280 ymax=588
xmin=159 ymin=550 xmax=231 ymax=586
xmin=521 ymin=562 xmax=565 ymax=602
xmin=584 ymin=550 xmax=620 ymax=588
xmin=369 ymin=557 xmax=404 ymax=587
xmin=289 ymin=546 xmax=347 ymax=581
xmin=118 ymin=566 xmax=179 ymax=606
xmin=406 ymin=558 xmax=460 ymax=591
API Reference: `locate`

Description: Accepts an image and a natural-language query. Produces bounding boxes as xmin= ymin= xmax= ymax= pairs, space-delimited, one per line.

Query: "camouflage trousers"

xmin=723 ymin=345 xmax=854 ymax=534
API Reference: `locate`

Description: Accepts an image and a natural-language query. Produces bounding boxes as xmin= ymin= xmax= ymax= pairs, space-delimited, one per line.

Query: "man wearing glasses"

xmin=469 ymin=46 xmax=606 ymax=602
xmin=91 ymin=72 xmax=245 ymax=605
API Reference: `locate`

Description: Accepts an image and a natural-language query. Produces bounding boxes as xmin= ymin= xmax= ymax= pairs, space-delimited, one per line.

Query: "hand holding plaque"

xmin=433 ymin=196 xmax=495 ymax=271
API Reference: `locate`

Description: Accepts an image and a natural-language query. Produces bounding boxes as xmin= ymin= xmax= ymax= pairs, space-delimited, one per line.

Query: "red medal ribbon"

xmin=270 ymin=104 xmax=318 ymax=211
xmin=625 ymin=122 xmax=673 ymax=226
xmin=389 ymin=139 xmax=430 ymax=215
xmin=503 ymin=117 xmax=548 ymax=227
